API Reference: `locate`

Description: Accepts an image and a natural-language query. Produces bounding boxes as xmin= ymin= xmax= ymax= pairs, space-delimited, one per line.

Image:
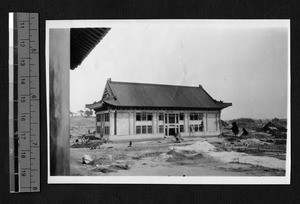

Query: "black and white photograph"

xmin=46 ymin=20 xmax=290 ymax=184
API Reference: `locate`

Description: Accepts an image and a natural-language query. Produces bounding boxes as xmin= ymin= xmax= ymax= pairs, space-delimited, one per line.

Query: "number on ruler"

xmin=20 ymin=22 xmax=25 ymax=29
xmin=21 ymin=133 xmax=26 ymax=140
xmin=20 ymin=41 xmax=25 ymax=47
xmin=20 ymin=114 xmax=26 ymax=121
xmin=21 ymin=152 xmax=26 ymax=158
xmin=21 ymin=170 xmax=26 ymax=177
xmin=21 ymin=78 xmax=26 ymax=85
xmin=20 ymin=59 xmax=25 ymax=66
xmin=21 ymin=96 xmax=26 ymax=103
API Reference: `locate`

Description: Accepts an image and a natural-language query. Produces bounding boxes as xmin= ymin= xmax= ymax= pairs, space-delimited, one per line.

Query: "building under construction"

xmin=86 ymin=79 xmax=232 ymax=141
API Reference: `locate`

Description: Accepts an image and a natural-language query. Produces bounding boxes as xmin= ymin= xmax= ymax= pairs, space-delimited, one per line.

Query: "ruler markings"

xmin=28 ymin=12 xmax=31 ymax=192
xmin=9 ymin=12 xmax=40 ymax=193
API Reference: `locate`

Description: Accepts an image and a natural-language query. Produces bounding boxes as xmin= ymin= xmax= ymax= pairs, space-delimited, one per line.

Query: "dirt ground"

xmin=70 ymin=137 xmax=285 ymax=177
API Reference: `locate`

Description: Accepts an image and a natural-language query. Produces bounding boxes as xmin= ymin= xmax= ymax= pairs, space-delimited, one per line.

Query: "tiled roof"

xmin=70 ymin=28 xmax=110 ymax=70
xmin=87 ymin=80 xmax=232 ymax=110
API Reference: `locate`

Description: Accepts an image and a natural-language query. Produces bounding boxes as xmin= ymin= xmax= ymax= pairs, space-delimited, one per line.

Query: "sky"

xmin=69 ymin=21 xmax=289 ymax=120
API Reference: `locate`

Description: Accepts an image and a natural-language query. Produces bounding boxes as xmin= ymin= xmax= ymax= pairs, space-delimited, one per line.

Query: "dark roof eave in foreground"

xmin=70 ymin=28 xmax=110 ymax=70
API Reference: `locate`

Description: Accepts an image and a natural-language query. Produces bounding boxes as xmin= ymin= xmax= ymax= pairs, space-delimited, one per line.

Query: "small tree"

xmin=78 ymin=110 xmax=84 ymax=116
xmin=220 ymin=120 xmax=228 ymax=127
xmin=85 ymin=109 xmax=93 ymax=117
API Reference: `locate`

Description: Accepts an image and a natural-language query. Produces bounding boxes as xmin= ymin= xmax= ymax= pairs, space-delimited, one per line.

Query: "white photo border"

xmin=46 ymin=20 xmax=290 ymax=184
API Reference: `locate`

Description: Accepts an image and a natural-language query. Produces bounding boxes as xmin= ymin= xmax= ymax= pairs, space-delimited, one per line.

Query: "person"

xmin=231 ymin=122 xmax=239 ymax=136
xmin=128 ymin=141 xmax=132 ymax=147
xmin=174 ymin=132 xmax=182 ymax=143
xmin=241 ymin=128 xmax=249 ymax=136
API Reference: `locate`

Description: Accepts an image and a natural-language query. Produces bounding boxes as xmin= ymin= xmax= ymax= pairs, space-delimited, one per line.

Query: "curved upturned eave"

xmin=70 ymin=28 xmax=110 ymax=70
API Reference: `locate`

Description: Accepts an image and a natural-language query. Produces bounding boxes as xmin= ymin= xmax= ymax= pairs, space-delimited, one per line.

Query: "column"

xmin=204 ymin=112 xmax=207 ymax=132
xmin=153 ymin=111 xmax=157 ymax=134
xmin=129 ymin=111 xmax=134 ymax=135
xmin=216 ymin=111 xmax=220 ymax=132
xmin=184 ymin=112 xmax=189 ymax=133
xmin=49 ymin=29 xmax=70 ymax=176
xmin=109 ymin=110 xmax=115 ymax=136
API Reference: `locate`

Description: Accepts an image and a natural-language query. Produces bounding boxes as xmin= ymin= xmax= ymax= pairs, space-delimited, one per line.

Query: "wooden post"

xmin=49 ymin=29 xmax=70 ymax=176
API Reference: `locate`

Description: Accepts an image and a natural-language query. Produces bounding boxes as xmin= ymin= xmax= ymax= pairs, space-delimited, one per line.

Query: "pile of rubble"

xmin=219 ymin=129 xmax=287 ymax=153
xmin=171 ymin=141 xmax=286 ymax=170
xmin=82 ymin=154 xmax=130 ymax=174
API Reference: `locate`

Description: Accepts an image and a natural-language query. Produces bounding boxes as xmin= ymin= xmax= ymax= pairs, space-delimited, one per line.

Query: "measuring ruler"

xmin=9 ymin=12 xmax=40 ymax=193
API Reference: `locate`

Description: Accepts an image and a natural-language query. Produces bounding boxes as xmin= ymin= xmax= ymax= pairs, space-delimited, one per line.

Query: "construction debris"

xmin=95 ymin=165 xmax=117 ymax=173
xmin=82 ymin=154 xmax=94 ymax=164
xmin=110 ymin=163 xmax=130 ymax=170
xmin=172 ymin=141 xmax=286 ymax=170
xmin=208 ymin=151 xmax=286 ymax=170
xmin=165 ymin=150 xmax=203 ymax=162
xmin=172 ymin=141 xmax=216 ymax=153
xmin=71 ymin=140 xmax=104 ymax=149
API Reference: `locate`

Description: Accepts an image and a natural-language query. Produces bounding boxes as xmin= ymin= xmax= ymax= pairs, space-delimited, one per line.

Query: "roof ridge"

xmin=109 ymin=80 xmax=203 ymax=89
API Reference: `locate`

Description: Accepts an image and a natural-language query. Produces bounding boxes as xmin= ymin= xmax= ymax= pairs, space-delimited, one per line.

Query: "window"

xmin=190 ymin=113 xmax=194 ymax=120
xmin=194 ymin=114 xmax=199 ymax=120
xmin=159 ymin=113 xmax=164 ymax=121
xmin=96 ymin=126 xmax=101 ymax=133
xmin=103 ymin=93 xmax=109 ymax=99
xmin=147 ymin=113 xmax=153 ymax=121
xmin=199 ymin=123 xmax=204 ymax=131
xmin=137 ymin=112 xmax=153 ymax=121
xmin=180 ymin=113 xmax=184 ymax=120
xmin=159 ymin=125 xmax=164 ymax=133
xmin=190 ymin=113 xmax=203 ymax=121
xmin=195 ymin=124 xmax=199 ymax=132
xmin=141 ymin=113 xmax=147 ymax=121
xmin=105 ymin=113 xmax=109 ymax=121
xmin=142 ymin=126 xmax=147 ymax=134
xmin=198 ymin=113 xmax=203 ymax=120
xmin=136 ymin=126 xmax=141 ymax=134
xmin=169 ymin=114 xmax=175 ymax=123
xmin=136 ymin=113 xmax=141 ymax=121
xmin=147 ymin=126 xmax=152 ymax=133
xmin=180 ymin=125 xmax=184 ymax=133
xmin=104 ymin=126 xmax=110 ymax=135
xmin=96 ymin=114 xmax=101 ymax=122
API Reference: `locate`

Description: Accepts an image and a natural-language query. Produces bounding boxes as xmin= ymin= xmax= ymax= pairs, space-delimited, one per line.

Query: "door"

xmin=169 ymin=128 xmax=176 ymax=136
